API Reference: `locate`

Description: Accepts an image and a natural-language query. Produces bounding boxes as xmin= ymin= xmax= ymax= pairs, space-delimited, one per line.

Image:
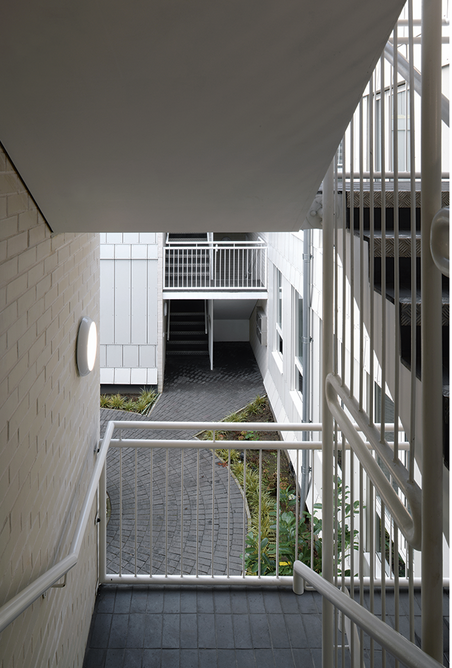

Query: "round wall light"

xmin=76 ymin=317 xmax=98 ymax=377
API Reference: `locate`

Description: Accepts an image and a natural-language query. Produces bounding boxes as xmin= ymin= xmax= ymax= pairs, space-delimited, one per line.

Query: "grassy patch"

xmin=100 ymin=387 xmax=158 ymax=415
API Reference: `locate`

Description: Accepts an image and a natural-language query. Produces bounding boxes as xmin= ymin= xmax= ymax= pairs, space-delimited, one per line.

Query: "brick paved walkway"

xmin=101 ymin=343 xmax=266 ymax=577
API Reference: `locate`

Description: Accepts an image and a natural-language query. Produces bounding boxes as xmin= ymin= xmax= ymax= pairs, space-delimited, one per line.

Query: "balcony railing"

xmin=164 ymin=240 xmax=267 ymax=291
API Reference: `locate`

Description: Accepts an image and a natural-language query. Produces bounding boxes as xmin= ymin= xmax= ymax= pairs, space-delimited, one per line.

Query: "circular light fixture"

xmin=76 ymin=317 xmax=98 ymax=377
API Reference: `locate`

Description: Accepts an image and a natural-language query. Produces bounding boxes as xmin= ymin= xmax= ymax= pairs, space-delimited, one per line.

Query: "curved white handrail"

xmin=293 ymin=561 xmax=445 ymax=668
xmin=325 ymin=373 xmax=422 ymax=550
xmin=0 ymin=422 xmax=114 ymax=634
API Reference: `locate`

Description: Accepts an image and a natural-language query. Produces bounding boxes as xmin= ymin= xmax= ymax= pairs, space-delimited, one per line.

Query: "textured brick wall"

xmin=0 ymin=146 xmax=100 ymax=668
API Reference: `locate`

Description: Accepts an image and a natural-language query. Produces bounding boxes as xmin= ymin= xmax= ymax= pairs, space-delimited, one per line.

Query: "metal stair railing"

xmin=293 ymin=561 xmax=445 ymax=668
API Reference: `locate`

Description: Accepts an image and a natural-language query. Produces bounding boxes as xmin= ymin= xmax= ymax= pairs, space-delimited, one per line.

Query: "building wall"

xmin=100 ymin=233 xmax=158 ymax=387
xmin=0 ymin=147 xmax=100 ymax=668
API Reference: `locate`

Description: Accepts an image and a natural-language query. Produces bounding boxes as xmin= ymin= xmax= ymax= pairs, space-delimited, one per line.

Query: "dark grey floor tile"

xmin=162 ymin=613 xmax=180 ymax=648
xmin=218 ymin=649 xmax=237 ymax=668
xmin=180 ymin=613 xmax=198 ymax=648
xmin=90 ymin=614 xmax=112 ymax=648
xmin=284 ymin=613 xmax=308 ymax=648
xmin=131 ymin=588 xmax=148 ymax=613
xmin=161 ymin=649 xmax=180 ymax=668
xmin=249 ymin=614 xmax=272 ymax=648
xmin=246 ymin=590 xmax=265 ymax=612
xmin=180 ymin=589 xmax=197 ymax=613
xmin=83 ymin=648 xmax=106 ymax=668
xmin=143 ymin=649 xmax=161 ymax=667
xmin=147 ymin=589 xmax=164 ymax=613
xmin=198 ymin=648 xmax=217 ymax=667
xmin=263 ymin=591 xmax=283 ymax=614
xmin=97 ymin=588 xmax=116 ymax=613
xmin=233 ymin=613 xmax=253 ymax=648
xmin=279 ymin=590 xmax=302 ymax=614
xmin=163 ymin=589 xmax=181 ymax=613
xmin=198 ymin=612 xmax=216 ymax=648
xmin=292 ymin=648 xmax=315 ymax=668
xmin=310 ymin=648 xmax=322 ymax=668
xmin=231 ymin=589 xmax=249 ymax=613
xmin=179 ymin=649 xmax=199 ymax=668
xmin=235 ymin=649 xmax=257 ymax=667
xmin=301 ymin=614 xmax=322 ymax=647
xmin=216 ymin=614 xmax=235 ymax=649
xmin=127 ymin=613 xmax=147 ymax=648
xmin=268 ymin=613 xmax=291 ymax=648
xmin=296 ymin=592 xmax=320 ymax=614
xmin=272 ymin=648 xmax=296 ymax=667
xmin=143 ymin=615 xmax=163 ymax=648
xmin=124 ymin=648 xmax=143 ymax=668
xmin=114 ymin=589 xmax=132 ymax=613
xmin=197 ymin=589 xmax=215 ymax=613
xmin=214 ymin=589 xmax=232 ymax=613
xmin=105 ymin=648 xmax=124 ymax=668
xmin=109 ymin=615 xmax=129 ymax=648
xmin=254 ymin=648 xmax=277 ymax=667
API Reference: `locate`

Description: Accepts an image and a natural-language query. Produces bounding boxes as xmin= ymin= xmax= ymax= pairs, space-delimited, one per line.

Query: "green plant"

xmin=109 ymin=393 xmax=125 ymax=409
xmin=243 ymin=479 xmax=360 ymax=577
xmin=99 ymin=387 xmax=158 ymax=414
xmin=238 ymin=430 xmax=260 ymax=441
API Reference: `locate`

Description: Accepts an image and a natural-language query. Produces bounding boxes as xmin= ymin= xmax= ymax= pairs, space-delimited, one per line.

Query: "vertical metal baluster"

xmin=359 ymin=98 xmax=365 ymax=412
xmin=227 ymin=448 xmax=231 ymax=577
xmin=242 ymin=449 xmax=247 ymax=578
xmin=295 ymin=447 xmax=299 ymax=570
xmin=381 ymin=53 xmax=387 ymax=445
xmin=408 ymin=0 xmax=417 ymax=486
xmin=359 ymin=463 xmax=364 ymax=668
xmin=350 ymin=116 xmax=355 ymax=397
xmin=369 ymin=480 xmax=375 ymax=668
xmin=276 ymin=449 xmax=280 ymax=577
xmin=119 ymin=445 xmax=123 ymax=576
xmin=258 ymin=448 xmax=262 ymax=578
xmin=165 ymin=449 xmax=169 ymax=577
xmin=211 ymin=435 xmax=215 ymax=576
xmin=135 ymin=449 xmax=138 ymax=576
xmin=393 ymin=23 xmax=400 ymax=468
xmin=196 ymin=450 xmax=200 ymax=577
xmin=150 ymin=448 xmax=153 ymax=576
xmin=381 ymin=498 xmax=386 ymax=668
xmin=181 ymin=449 xmax=184 ymax=576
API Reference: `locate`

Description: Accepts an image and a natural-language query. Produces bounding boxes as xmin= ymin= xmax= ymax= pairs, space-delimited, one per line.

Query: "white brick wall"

xmin=0 ymin=146 xmax=100 ymax=668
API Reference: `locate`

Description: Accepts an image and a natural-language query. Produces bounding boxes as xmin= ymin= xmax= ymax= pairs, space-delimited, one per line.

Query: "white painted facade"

xmin=99 ymin=233 xmax=159 ymax=386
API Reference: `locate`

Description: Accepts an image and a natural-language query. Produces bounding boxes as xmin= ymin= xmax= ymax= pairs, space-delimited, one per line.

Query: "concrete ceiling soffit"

xmin=0 ymin=0 xmax=405 ymax=234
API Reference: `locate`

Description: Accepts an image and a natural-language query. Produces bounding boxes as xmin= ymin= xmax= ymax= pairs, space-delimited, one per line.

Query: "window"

xmin=294 ymin=292 xmax=303 ymax=395
xmin=275 ymin=270 xmax=283 ymax=356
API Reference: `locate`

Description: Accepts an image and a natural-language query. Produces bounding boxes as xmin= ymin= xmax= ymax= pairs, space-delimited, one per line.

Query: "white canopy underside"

xmin=0 ymin=0 xmax=405 ymax=233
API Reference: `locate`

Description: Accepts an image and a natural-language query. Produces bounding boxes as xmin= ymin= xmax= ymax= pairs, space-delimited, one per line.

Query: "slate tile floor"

xmin=83 ymin=585 xmax=449 ymax=668
xmin=84 ymin=585 xmax=323 ymax=668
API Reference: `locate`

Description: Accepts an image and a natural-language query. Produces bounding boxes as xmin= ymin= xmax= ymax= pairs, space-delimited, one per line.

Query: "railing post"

xmin=322 ymin=160 xmax=335 ymax=668
xmin=98 ymin=463 xmax=107 ymax=583
xmin=421 ymin=0 xmax=444 ymax=661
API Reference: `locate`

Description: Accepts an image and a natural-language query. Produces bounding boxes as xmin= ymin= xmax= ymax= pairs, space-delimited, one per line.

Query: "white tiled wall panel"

xmin=0 ymin=146 xmax=100 ymax=668
xmin=100 ymin=239 xmax=159 ymax=385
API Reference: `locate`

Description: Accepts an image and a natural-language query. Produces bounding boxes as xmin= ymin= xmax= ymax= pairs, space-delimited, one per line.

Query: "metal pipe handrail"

xmin=325 ymin=373 xmax=422 ymax=550
xmin=0 ymin=421 xmax=114 ymax=634
xmin=293 ymin=561 xmax=445 ymax=668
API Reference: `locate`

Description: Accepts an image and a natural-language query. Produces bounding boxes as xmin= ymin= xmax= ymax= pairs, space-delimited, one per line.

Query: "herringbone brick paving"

xmin=101 ymin=343 xmax=266 ymax=577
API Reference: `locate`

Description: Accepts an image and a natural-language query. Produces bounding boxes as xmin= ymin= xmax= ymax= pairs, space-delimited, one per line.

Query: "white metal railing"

xmin=164 ymin=240 xmax=267 ymax=290
xmin=98 ymin=419 xmax=428 ymax=588
xmin=0 ymin=433 xmax=110 ymax=633
xmin=320 ymin=0 xmax=448 ymax=665
xmin=293 ymin=561 xmax=445 ymax=668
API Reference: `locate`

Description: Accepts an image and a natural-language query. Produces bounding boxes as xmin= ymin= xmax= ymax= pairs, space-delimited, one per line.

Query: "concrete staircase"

xmin=166 ymin=299 xmax=208 ymax=357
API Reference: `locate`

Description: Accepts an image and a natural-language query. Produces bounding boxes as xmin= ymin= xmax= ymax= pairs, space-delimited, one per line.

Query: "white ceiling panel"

xmin=0 ymin=0 xmax=405 ymax=233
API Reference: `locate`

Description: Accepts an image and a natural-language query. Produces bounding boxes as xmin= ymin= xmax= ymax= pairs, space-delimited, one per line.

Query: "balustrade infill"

xmin=164 ymin=240 xmax=267 ymax=291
